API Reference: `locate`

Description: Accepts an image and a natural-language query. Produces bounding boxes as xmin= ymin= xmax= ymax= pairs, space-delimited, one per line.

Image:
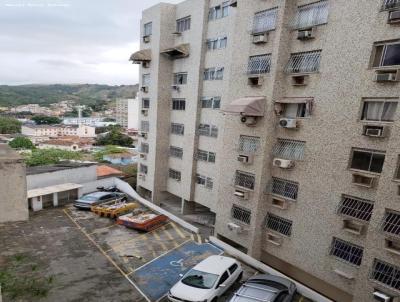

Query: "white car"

xmin=168 ymin=255 xmax=243 ymax=302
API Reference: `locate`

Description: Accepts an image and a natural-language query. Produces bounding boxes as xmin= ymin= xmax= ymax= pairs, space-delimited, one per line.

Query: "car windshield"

xmin=181 ymin=269 xmax=219 ymax=289
xmin=80 ymin=195 xmax=99 ymax=201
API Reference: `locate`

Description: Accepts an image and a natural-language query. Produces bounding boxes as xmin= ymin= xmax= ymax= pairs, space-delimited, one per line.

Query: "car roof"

xmin=85 ymin=192 xmax=112 ymax=198
xmin=193 ymin=255 xmax=237 ymax=275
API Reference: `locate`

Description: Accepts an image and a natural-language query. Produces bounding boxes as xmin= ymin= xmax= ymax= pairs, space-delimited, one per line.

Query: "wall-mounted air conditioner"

xmin=227 ymin=222 xmax=242 ymax=233
xmin=143 ymin=35 xmax=151 ymax=43
xmin=140 ymin=132 xmax=148 ymax=139
xmin=352 ymin=173 xmax=377 ymax=188
xmin=142 ymin=61 xmax=150 ymax=68
xmin=273 ymin=158 xmax=295 ymax=169
xmin=141 ymin=109 xmax=149 ymax=116
xmin=363 ymin=125 xmax=387 ymax=138
xmin=139 ymin=153 xmax=147 ymax=160
xmin=234 ymin=189 xmax=249 ymax=200
xmin=373 ymin=291 xmax=393 ymax=302
xmin=248 ymin=75 xmax=264 ymax=86
xmin=171 ymin=85 xmax=180 ymax=91
xmin=388 ymin=10 xmax=400 ymax=24
xmin=141 ymin=86 xmax=149 ymax=93
xmin=252 ymin=33 xmax=267 ymax=44
xmin=279 ymin=118 xmax=298 ymax=129
xmin=375 ymin=71 xmax=399 ymax=82
xmin=237 ymin=154 xmax=254 ymax=164
xmin=240 ymin=116 xmax=257 ymax=126
xmin=297 ymin=28 xmax=315 ymax=40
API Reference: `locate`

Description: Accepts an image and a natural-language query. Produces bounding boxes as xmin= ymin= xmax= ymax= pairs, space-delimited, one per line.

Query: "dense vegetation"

xmin=0 ymin=84 xmax=138 ymax=107
xmin=95 ymin=127 xmax=133 ymax=147
xmin=94 ymin=145 xmax=129 ymax=162
xmin=0 ymin=116 xmax=21 ymax=134
xmin=22 ymin=149 xmax=82 ymax=167
xmin=31 ymin=115 xmax=62 ymax=125
xmin=9 ymin=137 xmax=35 ymax=150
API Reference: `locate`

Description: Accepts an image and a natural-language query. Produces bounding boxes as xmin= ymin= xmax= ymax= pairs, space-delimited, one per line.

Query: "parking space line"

xmin=163 ymin=228 xmax=174 ymax=241
xmin=170 ymin=222 xmax=187 ymax=239
xmin=63 ymin=209 xmax=151 ymax=302
xmin=153 ymin=232 xmax=168 ymax=251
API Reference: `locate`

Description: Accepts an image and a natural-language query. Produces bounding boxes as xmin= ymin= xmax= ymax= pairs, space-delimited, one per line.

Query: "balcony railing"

xmin=238 ymin=136 xmax=260 ymax=154
xmin=252 ymin=8 xmax=278 ymax=34
xmin=248 ymin=54 xmax=272 ymax=74
xmin=285 ymin=50 xmax=321 ymax=74
xmin=382 ymin=0 xmax=400 ymax=10
xmin=270 ymin=177 xmax=298 ymax=200
xmin=231 ymin=205 xmax=251 ymax=225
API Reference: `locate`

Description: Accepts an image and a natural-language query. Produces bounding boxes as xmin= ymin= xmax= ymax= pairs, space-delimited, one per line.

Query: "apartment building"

xmin=21 ymin=124 xmax=96 ymax=138
xmin=131 ymin=0 xmax=400 ymax=301
xmin=115 ymin=98 xmax=139 ymax=129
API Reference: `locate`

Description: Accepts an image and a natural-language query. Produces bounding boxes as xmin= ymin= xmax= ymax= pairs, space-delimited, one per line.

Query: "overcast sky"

xmin=0 ymin=0 xmax=181 ymax=86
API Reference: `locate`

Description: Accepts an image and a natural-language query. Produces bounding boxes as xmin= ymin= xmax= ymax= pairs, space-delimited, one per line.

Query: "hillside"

xmin=0 ymin=84 xmax=139 ymax=107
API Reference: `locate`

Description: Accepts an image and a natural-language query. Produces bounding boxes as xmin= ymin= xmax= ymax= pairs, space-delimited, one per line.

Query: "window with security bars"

xmin=196 ymin=174 xmax=213 ymax=189
xmin=197 ymin=149 xmax=216 ymax=163
xmin=142 ymin=74 xmax=150 ymax=86
xmin=231 ymin=205 xmax=251 ymax=225
xmin=252 ymin=7 xmax=278 ymax=34
xmin=141 ymin=121 xmax=149 ymax=132
xmin=337 ymin=195 xmax=374 ymax=222
xmin=292 ymin=0 xmax=329 ymax=29
xmin=371 ymin=259 xmax=400 ymax=290
xmin=176 ymin=16 xmax=191 ymax=33
xmin=382 ymin=0 xmax=400 ymax=11
xmin=201 ymin=97 xmax=221 ymax=109
xmin=248 ymin=54 xmax=272 ymax=74
xmin=381 ymin=210 xmax=400 ymax=237
xmin=172 ymin=99 xmax=186 ymax=110
xmin=285 ymin=51 xmax=322 ymax=74
xmin=271 ymin=177 xmax=298 ymax=200
xmin=140 ymin=143 xmax=149 ymax=154
xmin=238 ymin=136 xmax=260 ymax=154
xmin=169 ymin=169 xmax=181 ymax=181
xmin=330 ymin=238 xmax=364 ymax=266
xmin=173 ymin=73 xmax=188 ymax=85
xmin=198 ymin=124 xmax=218 ymax=137
xmin=207 ymin=37 xmax=227 ymax=50
xmin=142 ymin=98 xmax=150 ymax=109
xmin=143 ymin=22 xmax=152 ymax=36
xmin=273 ymin=139 xmax=305 ymax=160
xmin=139 ymin=164 xmax=148 ymax=174
xmin=169 ymin=146 xmax=183 ymax=159
xmin=204 ymin=68 xmax=224 ymax=80
xmin=361 ymin=99 xmax=398 ymax=122
xmin=171 ymin=123 xmax=184 ymax=135
xmin=350 ymin=148 xmax=386 ymax=174
xmin=235 ymin=171 xmax=255 ymax=190
xmin=265 ymin=213 xmax=292 ymax=236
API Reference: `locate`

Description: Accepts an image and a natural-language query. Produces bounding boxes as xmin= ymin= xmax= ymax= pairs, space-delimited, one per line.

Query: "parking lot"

xmin=0 ymin=205 xmax=313 ymax=302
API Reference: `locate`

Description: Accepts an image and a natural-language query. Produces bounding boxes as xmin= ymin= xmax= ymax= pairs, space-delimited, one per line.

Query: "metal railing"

xmin=252 ymin=7 xmax=278 ymax=34
xmin=231 ymin=205 xmax=252 ymax=225
xmin=248 ymin=54 xmax=272 ymax=74
xmin=168 ymin=169 xmax=181 ymax=181
xmin=196 ymin=174 xmax=214 ymax=189
xmin=238 ymin=136 xmax=260 ymax=154
xmin=197 ymin=150 xmax=216 ymax=163
xmin=273 ymin=139 xmax=305 ymax=160
xmin=171 ymin=123 xmax=184 ymax=135
xmin=284 ymin=50 xmax=322 ymax=74
xmin=371 ymin=259 xmax=400 ymax=290
xmin=292 ymin=0 xmax=329 ymax=29
xmin=337 ymin=195 xmax=374 ymax=222
xmin=265 ymin=213 xmax=292 ymax=236
xmin=271 ymin=177 xmax=298 ymax=200
xmin=330 ymin=237 xmax=363 ymax=266
xmin=381 ymin=211 xmax=400 ymax=237
xmin=235 ymin=171 xmax=255 ymax=190
xmin=169 ymin=146 xmax=183 ymax=159
xmin=382 ymin=0 xmax=400 ymax=10
xmin=198 ymin=124 xmax=218 ymax=138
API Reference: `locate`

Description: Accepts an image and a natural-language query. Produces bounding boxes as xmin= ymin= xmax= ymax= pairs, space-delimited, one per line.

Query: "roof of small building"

xmin=96 ymin=165 xmax=125 ymax=178
xmin=26 ymin=162 xmax=96 ymax=175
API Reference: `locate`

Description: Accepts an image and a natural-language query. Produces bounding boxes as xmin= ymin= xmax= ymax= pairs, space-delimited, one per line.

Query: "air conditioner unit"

xmin=141 ymin=109 xmax=149 ymax=116
xmin=237 ymin=154 xmax=253 ymax=164
xmin=375 ymin=72 xmax=398 ymax=82
xmin=364 ymin=125 xmax=386 ymax=138
xmin=248 ymin=75 xmax=264 ymax=86
xmin=142 ymin=61 xmax=150 ymax=68
xmin=273 ymin=158 xmax=295 ymax=169
xmin=141 ymin=86 xmax=149 ymax=93
xmin=139 ymin=153 xmax=147 ymax=160
xmin=227 ymin=222 xmax=242 ymax=233
xmin=352 ymin=173 xmax=376 ymax=188
xmin=140 ymin=132 xmax=148 ymax=139
xmin=388 ymin=10 xmax=400 ymax=23
xmin=252 ymin=33 xmax=267 ymax=44
xmin=373 ymin=291 xmax=393 ymax=302
xmin=297 ymin=29 xmax=314 ymax=40
xmin=234 ymin=190 xmax=249 ymax=200
xmin=143 ymin=35 xmax=150 ymax=43
xmin=279 ymin=118 xmax=297 ymax=129
xmin=240 ymin=116 xmax=257 ymax=126
xmin=171 ymin=85 xmax=180 ymax=91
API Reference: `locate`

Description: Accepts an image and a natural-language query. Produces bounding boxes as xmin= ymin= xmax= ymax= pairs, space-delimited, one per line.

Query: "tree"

xmin=9 ymin=137 xmax=35 ymax=150
xmin=31 ymin=115 xmax=62 ymax=125
xmin=0 ymin=116 xmax=21 ymax=134
xmin=63 ymin=108 xmax=92 ymax=118
xmin=95 ymin=129 xmax=133 ymax=147
xmin=23 ymin=149 xmax=82 ymax=167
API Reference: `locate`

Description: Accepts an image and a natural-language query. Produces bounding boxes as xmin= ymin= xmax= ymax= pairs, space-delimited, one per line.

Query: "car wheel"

xmin=236 ymin=272 xmax=243 ymax=282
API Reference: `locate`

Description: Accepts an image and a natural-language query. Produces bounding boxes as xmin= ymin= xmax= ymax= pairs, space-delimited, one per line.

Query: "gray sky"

xmin=0 ymin=0 xmax=181 ymax=85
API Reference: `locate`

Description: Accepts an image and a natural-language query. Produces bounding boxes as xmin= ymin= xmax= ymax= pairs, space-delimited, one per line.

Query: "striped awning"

xmin=224 ymin=97 xmax=265 ymax=116
xmin=161 ymin=43 xmax=190 ymax=58
xmin=129 ymin=49 xmax=151 ymax=63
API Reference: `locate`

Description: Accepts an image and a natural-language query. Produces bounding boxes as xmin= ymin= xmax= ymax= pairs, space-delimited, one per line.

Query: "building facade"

xmin=132 ymin=1 xmax=400 ymax=301
xmin=21 ymin=124 xmax=96 ymax=138
xmin=115 ymin=98 xmax=139 ymax=129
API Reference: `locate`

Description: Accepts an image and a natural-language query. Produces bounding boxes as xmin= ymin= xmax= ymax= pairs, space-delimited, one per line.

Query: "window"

xmin=238 ymin=136 xmax=260 ymax=154
xmin=337 ymin=195 xmax=374 ymax=222
xmin=204 ymin=68 xmax=224 ymax=80
xmin=197 ymin=150 xmax=216 ymax=163
xmin=140 ymin=164 xmax=148 ymax=174
xmin=395 ymin=156 xmax=400 ymax=179
xmin=228 ymin=263 xmax=238 ymax=274
xmin=361 ymin=99 xmax=398 ymax=122
xmin=140 ymin=143 xmax=149 ymax=154
xmin=217 ymin=271 xmax=229 ymax=287
xmin=173 ymin=73 xmax=188 ymax=85
xmin=372 ymin=41 xmax=400 ymax=68
xmin=143 ymin=22 xmax=152 ymax=36
xmin=350 ymin=148 xmax=386 ymax=173
xmin=231 ymin=205 xmax=252 ymax=224
xmin=282 ymin=103 xmax=310 ymax=118
xmin=265 ymin=213 xmax=293 ymax=236
xmin=170 ymin=146 xmax=183 ymax=159
xmin=248 ymin=54 xmax=272 ymax=74
xmin=142 ymin=74 xmax=150 ymax=86
xmin=273 ymin=139 xmax=305 ymax=161
xmin=330 ymin=238 xmax=364 ymax=266
xmin=201 ymin=97 xmax=221 ymax=109
xmin=271 ymin=177 xmax=299 ymax=200
xmin=252 ymin=7 xmax=278 ymax=34
xmin=176 ymin=16 xmax=191 ymax=32
xmin=198 ymin=124 xmax=218 ymax=137
xmin=196 ymin=174 xmax=213 ymax=189
xmin=171 ymin=123 xmax=184 ymax=135
xmin=172 ymin=99 xmax=186 ymax=110
xmin=293 ymin=0 xmax=329 ymax=29
xmin=235 ymin=171 xmax=255 ymax=190
xmin=371 ymin=259 xmax=400 ymax=290
xmin=141 ymin=121 xmax=149 ymax=132
xmin=206 ymin=37 xmax=227 ymax=50
xmin=169 ymin=169 xmax=181 ymax=181
xmin=285 ymin=50 xmax=322 ymax=74
xmin=216 ymin=67 xmax=224 ymax=80
xmin=142 ymin=98 xmax=150 ymax=109
xmin=382 ymin=0 xmax=400 ymax=11
xmin=381 ymin=210 xmax=400 ymax=237
xmin=209 ymin=2 xmax=229 ymax=21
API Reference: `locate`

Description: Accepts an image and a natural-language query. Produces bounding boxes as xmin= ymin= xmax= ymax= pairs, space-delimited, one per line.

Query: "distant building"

xmin=116 ymin=98 xmax=139 ymax=129
xmin=38 ymin=138 xmax=94 ymax=152
xmin=0 ymin=144 xmax=29 ymax=222
xmin=63 ymin=117 xmax=116 ymax=127
xmin=21 ymin=124 xmax=96 ymax=138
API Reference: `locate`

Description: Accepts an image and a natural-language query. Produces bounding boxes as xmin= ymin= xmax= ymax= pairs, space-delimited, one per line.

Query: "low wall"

xmin=80 ymin=178 xmax=116 ymax=196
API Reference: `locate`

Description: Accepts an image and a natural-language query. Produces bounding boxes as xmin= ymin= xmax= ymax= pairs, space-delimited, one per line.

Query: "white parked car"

xmin=168 ymin=255 xmax=243 ymax=302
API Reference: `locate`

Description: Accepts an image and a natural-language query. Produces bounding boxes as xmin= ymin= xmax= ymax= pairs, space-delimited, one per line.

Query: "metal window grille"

xmin=169 ymin=169 xmax=181 ymax=181
xmin=198 ymin=124 xmax=218 ymax=137
xmin=144 ymin=22 xmax=152 ymax=36
xmin=176 ymin=16 xmax=191 ymax=32
xmin=235 ymin=171 xmax=255 ymax=190
xmin=253 ymin=7 xmax=278 ymax=34
xmin=382 ymin=0 xmax=400 ymax=10
xmin=292 ymin=0 xmax=329 ymax=29
xmin=219 ymin=37 xmax=227 ymax=49
xmin=197 ymin=150 xmax=216 ymax=163
xmin=285 ymin=50 xmax=321 ymax=74
xmin=337 ymin=195 xmax=374 ymax=222
xmin=139 ymin=164 xmax=148 ymax=174
xmin=196 ymin=174 xmax=213 ymax=189
xmin=231 ymin=205 xmax=251 ymax=225
xmin=330 ymin=238 xmax=364 ymax=266
xmin=271 ymin=177 xmax=299 ymax=200
xmin=142 ymin=74 xmax=150 ymax=86
xmin=173 ymin=73 xmax=188 ymax=85
xmin=172 ymin=99 xmax=186 ymax=110
xmin=238 ymin=136 xmax=260 ymax=154
xmin=265 ymin=213 xmax=292 ymax=236
xmin=142 ymin=98 xmax=150 ymax=109
xmin=140 ymin=121 xmax=149 ymax=132
xmin=140 ymin=143 xmax=149 ymax=154
xmin=215 ymin=67 xmax=224 ymax=80
xmin=207 ymin=37 xmax=227 ymax=50
xmin=201 ymin=97 xmax=221 ymax=109
xmin=248 ymin=54 xmax=272 ymax=74
xmin=171 ymin=123 xmax=184 ymax=135
xmin=371 ymin=259 xmax=400 ymax=290
xmin=169 ymin=146 xmax=183 ymax=159
xmin=350 ymin=148 xmax=386 ymax=174
xmin=273 ymin=139 xmax=305 ymax=160
xmin=381 ymin=211 xmax=400 ymax=237
xmin=204 ymin=68 xmax=215 ymax=80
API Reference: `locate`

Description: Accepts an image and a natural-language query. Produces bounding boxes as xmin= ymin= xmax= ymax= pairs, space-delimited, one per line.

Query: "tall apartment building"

xmin=130 ymin=1 xmax=400 ymax=301
xmin=115 ymin=98 xmax=139 ymax=129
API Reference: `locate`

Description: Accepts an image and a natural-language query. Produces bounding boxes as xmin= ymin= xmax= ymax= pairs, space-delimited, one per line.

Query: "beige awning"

xmin=27 ymin=183 xmax=82 ymax=199
xmin=161 ymin=43 xmax=190 ymax=58
xmin=224 ymin=97 xmax=266 ymax=116
xmin=129 ymin=49 xmax=151 ymax=63
xmin=275 ymin=97 xmax=314 ymax=104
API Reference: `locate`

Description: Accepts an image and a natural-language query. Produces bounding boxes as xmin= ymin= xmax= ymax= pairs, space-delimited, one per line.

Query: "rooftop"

xmin=97 ymin=165 xmax=125 ymax=178
xmin=26 ymin=162 xmax=96 ymax=175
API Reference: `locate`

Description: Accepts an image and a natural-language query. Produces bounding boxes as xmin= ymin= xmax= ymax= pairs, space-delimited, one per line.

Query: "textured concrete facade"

xmin=134 ymin=1 xmax=400 ymax=301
